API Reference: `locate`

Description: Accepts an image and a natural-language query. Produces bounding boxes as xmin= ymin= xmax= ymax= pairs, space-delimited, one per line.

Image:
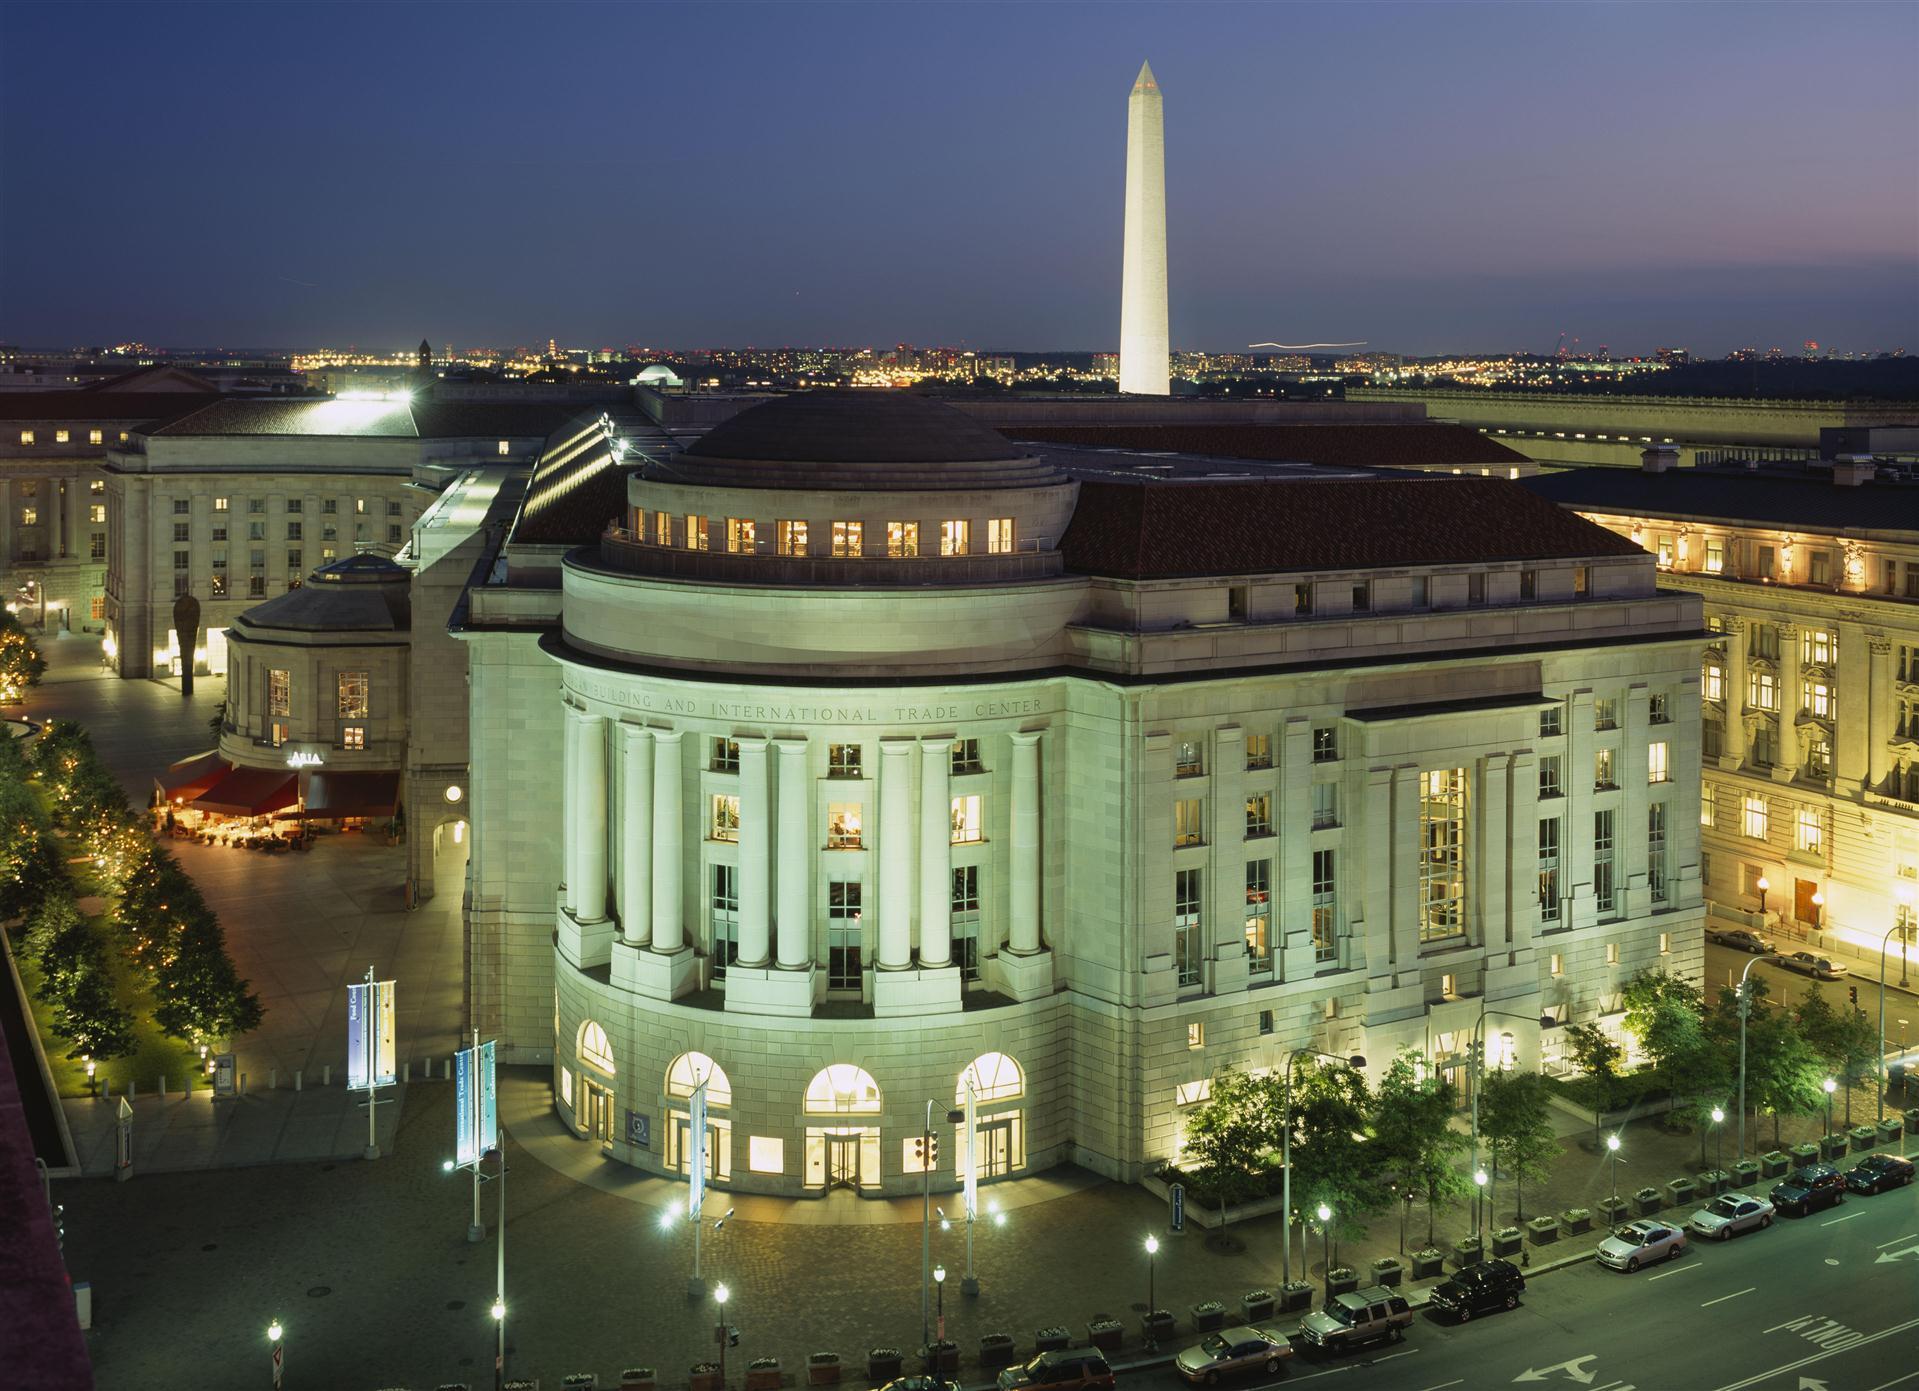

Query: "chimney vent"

xmin=1832 ymin=454 xmax=1876 ymax=487
xmin=1640 ymin=445 xmax=1679 ymax=474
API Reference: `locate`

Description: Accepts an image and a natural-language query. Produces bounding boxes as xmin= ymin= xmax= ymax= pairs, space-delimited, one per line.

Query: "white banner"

xmin=689 ymin=1079 xmax=708 ymax=1214
xmin=963 ymin=1076 xmax=978 ymax=1219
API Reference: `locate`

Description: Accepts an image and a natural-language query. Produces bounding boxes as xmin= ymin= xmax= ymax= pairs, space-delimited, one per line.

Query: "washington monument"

xmin=1119 ymin=60 xmax=1169 ymax=396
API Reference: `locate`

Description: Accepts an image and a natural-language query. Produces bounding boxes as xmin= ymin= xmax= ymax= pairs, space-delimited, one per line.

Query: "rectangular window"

xmin=1351 ymin=581 xmax=1371 ymax=613
xmin=1188 ymin=1022 xmax=1205 ymax=1049
xmin=89 ymin=479 xmax=103 ymax=494
xmin=1807 ymin=737 xmax=1832 ymax=779
xmin=1755 ymin=544 xmax=1775 ymax=578
xmin=1259 ymin=1010 xmax=1274 ymax=1035
xmin=748 ymin=1136 xmax=784 ymax=1174
xmin=950 ymin=794 xmax=983 ymax=844
xmin=286 ymin=522 xmax=302 ymax=541
xmin=1174 ymin=868 xmax=1203 ymax=987
xmin=1173 ymin=798 xmax=1204 ymax=848
xmin=1648 ymin=803 xmax=1668 ymax=904
xmin=711 ymin=737 xmax=740 ymax=772
xmin=1295 ymin=582 xmax=1314 ymax=616
xmin=1656 ymin=536 xmax=1674 ymax=569
xmin=827 ymin=881 xmax=862 ymax=989
xmin=1795 ymin=807 xmax=1821 ymax=854
xmin=710 ymin=864 xmax=739 ymax=979
xmin=1749 ymin=672 xmax=1778 ymax=712
xmin=1245 ymin=791 xmax=1272 ymax=838
xmin=269 ymin=720 xmax=288 ymax=747
xmin=1539 ymin=705 xmax=1563 ymax=738
xmin=268 ymin=668 xmax=290 ymax=717
xmin=208 ymin=496 xmax=227 ymax=512
xmin=940 ymin=519 xmax=970 ymax=556
xmin=1594 ymin=747 xmax=1615 ymax=790
xmin=887 ymin=521 xmax=919 ymax=558
xmin=387 ymin=524 xmax=402 ymax=545
xmin=725 ymin=517 xmax=756 ymax=554
xmin=1701 ymin=783 xmax=1716 ymax=828
xmin=827 ymin=743 xmax=862 ymax=778
xmin=337 ymin=671 xmax=368 ymax=718
xmin=1803 ymin=679 xmax=1833 ymax=720
xmin=1468 ymin=572 xmax=1486 ymax=606
xmin=1312 ymin=849 xmax=1338 ymax=961
xmin=354 ymin=498 xmax=367 ymax=515
xmin=1802 ymin=628 xmax=1837 ymax=666
xmin=16 ymin=430 xmax=32 ymax=445
xmin=1594 ymin=697 xmax=1617 ymax=730
xmin=1550 ymin=953 xmax=1563 ymax=977
xmin=1519 ymin=569 xmax=1537 ymax=601
xmin=89 ymin=596 xmax=105 ymax=620
xmin=173 ymin=549 xmax=190 ymax=571
xmin=286 ymin=549 xmax=302 ymax=572
xmin=341 ymin=725 xmax=366 ymax=750
xmin=653 ymin=510 xmax=671 ymax=545
xmin=710 ymin=794 xmax=740 ymax=843
xmin=88 ymin=428 xmax=103 ymax=446
xmin=951 ymin=866 xmax=981 ymax=982
xmin=209 ymin=574 xmax=227 ymax=598
xmin=1751 ymin=624 xmax=1779 ymax=661
xmin=1648 ymin=741 xmax=1669 ymax=784
xmin=1702 ymin=661 xmax=1723 ymax=703
xmin=1594 ymin=809 xmax=1616 ymax=917
xmin=1606 ymin=941 xmax=1620 ymax=966
xmin=826 ymin=803 xmax=863 ymax=850
xmin=1538 ymin=817 xmax=1562 ymax=924
xmin=1409 ymin=576 xmax=1429 ymax=609
xmin=1245 ymin=733 xmax=1272 ymax=770
xmin=1539 ymin=754 xmax=1563 ymax=799
xmin=950 ymin=738 xmax=982 ymax=774
xmin=1174 ymin=740 xmax=1203 ymax=777
xmin=1649 ymin=692 xmax=1670 ymax=724
xmin=248 ymin=521 xmax=265 ymax=542
xmin=1312 ymin=726 xmax=1338 ymax=763
xmin=1311 ymin=780 xmax=1339 ymax=830
xmin=831 ymin=520 xmax=861 ymax=557
xmin=1418 ymin=768 xmax=1467 ymax=943
xmin=1228 ymin=585 xmax=1248 ymax=620
xmin=1742 ymin=794 xmax=1769 ymax=840
xmin=322 ymin=499 xmax=336 ymax=515
xmin=88 ymin=503 xmax=106 ymax=524
xmin=1244 ymin=859 xmax=1272 ymax=974
xmin=1574 ymin=565 xmax=1591 ymax=598
xmin=986 ymin=518 xmax=1014 ymax=554
xmin=1705 ymin=538 xmax=1725 ymax=573
xmin=53 ymin=429 xmax=70 ymax=444
xmin=777 ymin=519 xmax=808 ymax=556
xmin=386 ymin=500 xmax=401 ymax=517
xmin=684 ymin=515 xmax=709 ymax=550
xmin=172 ymin=522 xmax=190 ymax=542
xmin=89 ymin=532 xmax=105 ymax=560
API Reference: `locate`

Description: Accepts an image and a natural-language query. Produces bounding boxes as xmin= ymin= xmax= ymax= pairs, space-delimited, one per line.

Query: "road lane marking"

xmin=1875 ymin=1231 xmax=1919 ymax=1248
xmin=1646 ymin=1262 xmax=1698 ymax=1280
xmin=1866 ymin=1373 xmax=1919 ymax=1391
xmin=1290 ymin=1348 xmax=1418 ymax=1381
xmin=1820 ymin=1211 xmax=1863 ymax=1226
xmin=1712 ymin=1315 xmax=1919 ymax=1391
xmin=1417 ymin=1381 xmax=1463 ymax=1391
xmin=1700 ymin=1287 xmax=1756 ymax=1308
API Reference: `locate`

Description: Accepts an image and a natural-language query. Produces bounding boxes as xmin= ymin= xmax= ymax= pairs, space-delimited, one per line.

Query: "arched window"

xmin=957 ymin=1052 xmax=1023 ymax=1105
xmin=665 ymin=1051 xmax=732 ymax=1108
xmin=578 ymin=1020 xmax=615 ymax=1076
xmin=805 ymin=1063 xmax=882 ymax=1114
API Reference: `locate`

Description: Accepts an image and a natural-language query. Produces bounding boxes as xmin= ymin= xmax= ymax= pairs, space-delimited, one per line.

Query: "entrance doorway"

xmin=580 ymin=1079 xmax=615 ymax=1151
xmin=827 ymin=1132 xmax=861 ymax=1188
xmin=1795 ymin=878 xmax=1821 ymax=927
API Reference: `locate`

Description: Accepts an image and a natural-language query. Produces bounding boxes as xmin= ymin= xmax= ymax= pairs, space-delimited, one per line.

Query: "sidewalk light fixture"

xmin=1822 ymin=1076 xmax=1837 ymax=1137
xmin=715 ymin=1283 xmax=731 ymax=1391
xmin=934 ymin=1263 xmax=947 ymax=1343
xmin=1144 ymin=1235 xmax=1159 ymax=1348
xmin=1710 ymin=1107 xmax=1725 ymax=1172
xmin=1756 ymin=876 xmax=1770 ymax=917
xmin=1606 ymin=1133 xmax=1622 ymax=1206
xmin=1473 ymin=1168 xmax=1488 ymax=1242
xmin=1314 ymin=1204 xmax=1333 ymax=1306
xmin=268 ymin=1319 xmax=284 ymax=1391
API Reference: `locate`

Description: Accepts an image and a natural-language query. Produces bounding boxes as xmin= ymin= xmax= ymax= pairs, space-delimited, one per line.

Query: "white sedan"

xmin=1688 ymin=1194 xmax=1775 ymax=1240
xmin=1596 ymin=1220 xmax=1688 ymax=1272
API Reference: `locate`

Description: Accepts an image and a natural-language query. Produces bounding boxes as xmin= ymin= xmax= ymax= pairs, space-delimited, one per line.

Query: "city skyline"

xmin=0 ymin=3 xmax=1913 ymax=355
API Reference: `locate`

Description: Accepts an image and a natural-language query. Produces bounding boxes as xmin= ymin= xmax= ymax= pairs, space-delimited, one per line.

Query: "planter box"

xmin=1731 ymin=1160 xmax=1762 ymax=1189
xmin=1240 ymin=1292 xmax=1276 ymax=1322
xmin=563 ymin=1378 xmax=598 ymax=1391
xmin=1190 ymin=1303 xmax=1226 ymax=1332
xmin=1878 ymin=1119 xmax=1904 ymax=1147
xmin=1087 ymin=1322 xmax=1123 ymax=1353
xmin=866 ymin=1353 xmax=904 ymax=1383
xmin=1491 ymin=1229 xmax=1522 ymax=1258
xmin=746 ymin=1363 xmax=782 ymax=1391
xmin=1035 ymin=1329 xmax=1070 ymax=1354
xmin=1451 ymin=1239 xmax=1483 ymax=1270
xmin=1789 ymin=1143 xmax=1820 ymax=1166
xmin=1328 ymin=1270 xmax=1359 ymax=1297
xmin=1142 ymin=1312 xmax=1176 ymax=1345
xmin=1820 ymin=1135 xmax=1850 ymax=1161
xmin=1905 ymin=1107 xmax=1919 ymax=1136
xmin=923 ymin=1343 xmax=959 ymax=1375
xmin=1527 ymin=1216 xmax=1560 ymax=1246
xmin=1850 ymin=1126 xmax=1877 ymax=1153
xmin=1634 ymin=1190 xmax=1663 ymax=1217
xmin=1140 ymin=1174 xmax=1291 ymax=1229
xmin=1667 ymin=1180 xmax=1697 ymax=1206
xmin=1278 ymin=1282 xmax=1315 ymax=1314
xmin=1761 ymin=1152 xmax=1790 ymax=1179
xmin=1370 ymin=1258 xmax=1403 ymax=1288
xmin=621 ymin=1372 xmax=656 ymax=1391
xmin=691 ymin=1370 xmax=721 ymax=1391
xmin=1696 ymin=1170 xmax=1728 ymax=1196
xmin=1559 ymin=1209 xmax=1592 ymax=1235
xmin=1411 ymin=1250 xmax=1446 ymax=1280
xmin=979 ymin=1335 xmax=1015 ymax=1370
xmin=804 ymin=1355 xmax=840 ymax=1388
xmin=1600 ymin=1197 xmax=1630 ymax=1226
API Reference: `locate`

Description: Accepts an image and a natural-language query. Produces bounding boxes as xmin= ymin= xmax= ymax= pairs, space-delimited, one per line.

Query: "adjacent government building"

xmin=456 ymin=391 xmax=1706 ymax=1198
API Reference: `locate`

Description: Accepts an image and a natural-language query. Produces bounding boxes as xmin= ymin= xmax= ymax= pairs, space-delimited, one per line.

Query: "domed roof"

xmin=672 ymin=390 xmax=1062 ymax=491
xmin=311 ymin=552 xmax=409 ymax=585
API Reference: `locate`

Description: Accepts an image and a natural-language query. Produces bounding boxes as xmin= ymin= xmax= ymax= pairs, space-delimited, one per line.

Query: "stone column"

xmin=1009 ymin=731 xmax=1042 ymax=954
xmin=569 ymin=708 xmax=608 ymax=922
xmin=560 ymin=704 xmax=580 ymax=904
xmin=919 ymin=737 xmax=953 ymax=967
xmin=738 ymin=737 xmax=771 ymax=968
xmin=1507 ymin=749 xmax=1540 ymax=954
xmin=618 ymin=723 xmax=653 ymax=946
xmin=775 ymin=738 xmax=811 ymax=969
xmin=1776 ymin=623 xmax=1801 ymax=778
xmin=1722 ymin=618 xmax=1749 ymax=768
xmin=1388 ymin=765 xmax=1421 ymax=969
xmin=878 ymin=739 xmax=914 ymax=970
xmin=651 ymin=729 xmax=684 ymax=952
xmin=1869 ymin=635 xmax=1894 ymax=790
xmin=1361 ymin=767 xmax=1395 ymax=976
xmin=1623 ymin=686 xmax=1651 ymax=908
xmin=1477 ymin=753 xmax=1510 ymax=952
xmin=1277 ymin=719 xmax=1313 ymax=975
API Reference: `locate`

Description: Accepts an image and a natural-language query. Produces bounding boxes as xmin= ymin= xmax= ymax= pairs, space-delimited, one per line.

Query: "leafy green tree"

xmin=1288 ymin=1059 xmax=1386 ymax=1260
xmin=1479 ymin=1070 xmax=1558 ymax=1222
xmin=153 ymin=915 xmax=264 ymax=1049
xmin=1794 ymin=986 xmax=1877 ymax=1129
xmin=1180 ymin=1067 xmax=1283 ymax=1208
xmin=24 ymin=896 xmax=94 ymax=1004
xmin=0 ymin=612 xmax=46 ymax=700
xmin=1564 ymin=1022 xmax=1622 ymax=1147
xmin=1744 ymin=1003 xmax=1826 ymax=1148
xmin=51 ymin=966 xmax=135 ymax=1062
xmin=1369 ymin=1048 xmax=1468 ymax=1249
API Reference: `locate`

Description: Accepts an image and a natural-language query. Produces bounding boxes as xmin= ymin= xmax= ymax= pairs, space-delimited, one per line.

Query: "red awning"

xmin=158 ymin=749 xmax=230 ymax=803
xmin=302 ymin=771 xmax=399 ymax=820
xmin=192 ymin=765 xmax=298 ymax=818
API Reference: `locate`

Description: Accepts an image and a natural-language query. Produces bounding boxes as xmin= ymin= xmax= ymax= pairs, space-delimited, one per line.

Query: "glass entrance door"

xmin=583 ymin=1080 xmax=615 ymax=1151
xmin=978 ymin=1118 xmax=1013 ymax=1179
xmin=827 ymin=1132 xmax=861 ymax=1189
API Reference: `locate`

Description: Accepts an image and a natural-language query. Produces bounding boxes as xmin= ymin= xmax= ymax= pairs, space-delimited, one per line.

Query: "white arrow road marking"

xmin=1712 ymin=1315 xmax=1919 ymax=1391
xmin=1701 ymin=1286 xmax=1757 ymax=1308
xmin=1874 ymin=1232 xmax=1919 ymax=1248
xmin=1800 ymin=1380 xmax=1830 ymax=1391
xmin=1647 ymin=1262 xmax=1698 ymax=1280
xmin=1875 ymin=1239 xmax=1919 ymax=1264
xmin=1820 ymin=1211 xmax=1862 ymax=1226
xmin=1514 ymin=1354 xmax=1600 ymax=1383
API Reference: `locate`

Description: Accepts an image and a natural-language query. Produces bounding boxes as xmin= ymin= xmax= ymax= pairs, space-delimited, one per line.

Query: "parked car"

xmin=1596 ymin=1220 xmax=1688 ymax=1271
xmin=1687 ymin=1194 xmax=1775 ymax=1240
xmin=1426 ymin=1259 xmax=1526 ymax=1321
xmin=1845 ymin=1153 xmax=1916 ymax=1195
xmin=1770 ymin=1164 xmax=1847 ymax=1215
xmin=1296 ymin=1292 xmax=1413 ymax=1353
xmin=1776 ymin=952 xmax=1848 ymax=980
xmin=997 ymin=1352 xmax=1115 ymax=1391
xmin=879 ymin=1379 xmax=957 ymax=1391
xmin=1706 ymin=927 xmax=1775 ymax=954
xmin=1174 ymin=1327 xmax=1293 ymax=1384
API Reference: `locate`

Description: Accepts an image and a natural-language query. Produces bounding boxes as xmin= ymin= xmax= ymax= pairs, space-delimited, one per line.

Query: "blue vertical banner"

xmin=347 ymin=982 xmax=368 ymax=1091
xmin=477 ymin=1039 xmax=498 ymax=1156
xmin=689 ymin=1080 xmax=708 ymax=1214
xmin=455 ymin=1044 xmax=477 ymax=1167
xmin=348 ymin=978 xmax=398 ymax=1091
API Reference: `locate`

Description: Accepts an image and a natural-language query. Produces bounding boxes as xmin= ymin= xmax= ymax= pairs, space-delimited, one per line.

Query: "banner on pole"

xmin=347 ymin=979 xmax=398 ymax=1091
xmin=455 ymin=1039 xmax=498 ymax=1168
xmin=689 ymin=1079 xmax=708 ymax=1213
xmin=963 ymin=1076 xmax=978 ymax=1220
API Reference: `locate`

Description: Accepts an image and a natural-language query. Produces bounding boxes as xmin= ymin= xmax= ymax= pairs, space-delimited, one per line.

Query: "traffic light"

xmin=1849 ymin=985 xmax=1859 ymax=1007
xmin=52 ymin=1204 xmax=64 ymax=1256
xmin=912 ymin=1135 xmax=940 ymax=1167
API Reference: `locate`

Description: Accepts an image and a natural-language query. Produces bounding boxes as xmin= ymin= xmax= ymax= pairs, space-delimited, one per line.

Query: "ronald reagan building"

xmin=454 ymin=391 xmax=1705 ymax=1199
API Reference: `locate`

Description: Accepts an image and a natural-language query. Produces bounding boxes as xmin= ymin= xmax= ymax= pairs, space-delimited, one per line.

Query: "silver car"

xmin=1595 ymin=1220 xmax=1687 ymax=1271
xmin=1688 ymin=1194 xmax=1774 ymax=1240
xmin=1174 ymin=1327 xmax=1292 ymax=1385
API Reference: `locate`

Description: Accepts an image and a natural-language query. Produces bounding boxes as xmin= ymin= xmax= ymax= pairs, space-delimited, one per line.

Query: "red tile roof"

xmin=1060 ymin=476 xmax=1644 ymax=580
xmin=1014 ymin=423 xmax=1528 ymax=470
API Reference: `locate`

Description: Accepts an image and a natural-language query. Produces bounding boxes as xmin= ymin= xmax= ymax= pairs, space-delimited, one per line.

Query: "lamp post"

xmin=1468 ymin=1006 xmax=1537 ymax=1240
xmin=1315 ymin=1204 xmax=1333 ymax=1307
xmin=1280 ymin=1050 xmax=1366 ymax=1291
xmin=715 ymin=1283 xmax=731 ymax=1391
xmin=1823 ymin=1077 xmax=1837 ymax=1140
xmin=1605 ymin=1134 xmax=1622 ymax=1207
xmin=1472 ymin=1168 xmax=1488 ymax=1244
xmin=1735 ymin=953 xmax=1770 ymax=1163
xmin=1710 ymin=1107 xmax=1726 ymax=1173
xmin=934 ymin=1264 xmax=947 ymax=1344
xmin=921 ymin=1098 xmax=933 ymax=1352
xmin=267 ymin=1319 xmax=284 ymax=1390
xmin=492 ymin=1145 xmax=507 ymax=1391
xmin=1144 ymin=1235 xmax=1159 ymax=1348
xmin=1756 ymin=876 xmax=1771 ymax=920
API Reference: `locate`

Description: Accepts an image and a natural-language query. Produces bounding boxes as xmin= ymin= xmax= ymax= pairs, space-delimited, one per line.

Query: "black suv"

xmin=1770 ymin=1163 xmax=1846 ymax=1216
xmin=1427 ymin=1259 xmax=1526 ymax=1322
xmin=997 ymin=1352 xmax=1115 ymax=1391
xmin=1846 ymin=1153 xmax=1916 ymax=1195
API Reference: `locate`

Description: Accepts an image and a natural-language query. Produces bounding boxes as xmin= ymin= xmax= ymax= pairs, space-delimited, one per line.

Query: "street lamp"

xmin=1473 ymin=1168 xmax=1488 ymax=1244
xmin=1823 ymin=1077 xmax=1837 ymax=1139
xmin=1756 ymin=876 xmax=1771 ymax=919
xmin=1144 ymin=1235 xmax=1160 ymax=1347
xmin=1468 ymin=1006 xmax=1538 ymax=1242
xmin=267 ymin=1320 xmax=284 ymax=1391
xmin=1605 ymin=1134 xmax=1622 ymax=1207
xmin=934 ymin=1264 xmax=947 ymax=1344
xmin=1710 ymin=1107 xmax=1726 ymax=1173
xmin=715 ymin=1284 xmax=731 ymax=1391
xmin=1280 ymin=1050 xmax=1365 ymax=1291
xmin=1315 ymin=1204 xmax=1333 ymax=1307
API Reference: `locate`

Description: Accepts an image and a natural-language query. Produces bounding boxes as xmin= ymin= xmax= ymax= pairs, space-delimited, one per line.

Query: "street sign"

xmin=1170 ymin=1181 xmax=1185 ymax=1233
xmin=212 ymin=1052 xmax=236 ymax=1097
xmin=689 ymin=1080 xmax=708 ymax=1212
xmin=626 ymin=1109 xmax=651 ymax=1148
xmin=455 ymin=1038 xmax=498 ymax=1168
xmin=114 ymin=1097 xmax=132 ymax=1180
xmin=347 ymin=977 xmax=397 ymax=1091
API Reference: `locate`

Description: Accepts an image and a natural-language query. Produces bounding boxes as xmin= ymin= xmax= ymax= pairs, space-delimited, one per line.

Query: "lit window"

xmin=950 ymin=794 xmax=983 ymax=844
xmin=17 ymin=430 xmax=32 ymax=445
xmin=1594 ymin=748 xmax=1615 ymax=789
xmin=21 ymin=508 xmax=38 ymax=526
xmin=578 ymin=1020 xmax=616 ymax=1075
xmin=1173 ymin=798 xmax=1203 ymax=848
xmin=89 ymin=479 xmax=103 ymax=494
xmin=653 ymin=510 xmax=671 ymax=545
xmin=1550 ymin=953 xmax=1563 ymax=976
xmin=337 ymin=671 xmax=369 ymax=719
xmin=1702 ymin=662 xmax=1723 ymax=703
xmin=725 ymin=517 xmax=756 ymax=553
xmin=777 ymin=519 xmax=808 ymax=556
xmin=1187 ymin=1022 xmax=1205 ymax=1049
xmin=684 ymin=515 xmax=709 ymax=551
xmin=804 ymin=1063 xmax=882 ymax=1114
xmin=1418 ymin=769 xmax=1467 ymax=942
xmin=88 ymin=429 xmax=103 ymax=446
xmin=665 ymin=1052 xmax=732 ymax=1105
xmin=1742 ymin=794 xmax=1769 ymax=840
xmin=828 ymin=743 xmax=861 ymax=778
xmin=748 ymin=1137 xmax=784 ymax=1174
xmin=1704 ymin=538 xmax=1725 ymax=574
xmin=957 ymin=1052 xmax=1023 ymax=1104
xmin=1605 ymin=942 xmax=1620 ymax=966
xmin=89 ymin=596 xmax=105 ymax=620
xmin=1795 ymin=808 xmax=1821 ymax=854
xmin=1802 ymin=628 xmax=1838 ymax=666
xmin=1245 ymin=859 xmax=1271 ymax=973
xmin=1174 ymin=1078 xmax=1211 ymax=1107
xmin=831 ymin=520 xmax=862 ymax=557
xmin=213 ymin=496 xmax=229 ymax=512
xmin=1749 ymin=673 xmax=1778 ymax=712
xmin=1574 ymin=565 xmax=1591 ymax=597
xmin=710 ymin=794 xmax=740 ymax=842
xmin=341 ymin=726 xmax=365 ymax=750
xmin=1312 ymin=850 xmax=1339 ymax=961
xmin=1648 ymin=741 xmax=1669 ymax=784
xmin=1803 ymin=679 xmax=1833 ymax=719
xmin=1245 ymin=733 xmax=1272 ymax=770
xmin=940 ymin=519 xmax=969 ymax=556
xmin=887 ymin=521 xmax=919 ymax=558
xmin=1659 ymin=933 xmax=1670 ymax=955
xmin=497 ymin=440 xmax=510 ymax=456
xmin=1245 ymin=791 xmax=1272 ymax=837
xmin=355 ymin=498 xmax=367 ymax=515
xmin=1655 ymin=536 xmax=1673 ymax=569
xmin=88 ymin=503 xmax=106 ymax=523
xmin=1441 ymin=973 xmax=1458 ymax=999
xmin=826 ymin=803 xmax=863 ymax=849
xmin=54 ymin=428 xmax=70 ymax=444
xmin=270 ymin=720 xmax=289 ymax=747
xmin=987 ymin=518 xmax=1014 ymax=554
xmin=268 ymin=668 xmax=290 ymax=717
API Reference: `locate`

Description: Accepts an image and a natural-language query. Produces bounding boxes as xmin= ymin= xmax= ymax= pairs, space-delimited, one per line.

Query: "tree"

xmin=1744 ymin=1004 xmax=1826 ymax=1148
xmin=1180 ymin=1067 xmax=1283 ymax=1208
xmin=0 ymin=612 xmax=46 ymax=701
xmin=153 ymin=915 xmax=264 ymax=1049
xmin=24 ymin=896 xmax=95 ymax=1005
xmin=1288 ymin=1059 xmax=1386 ymax=1262
xmin=1795 ymin=986 xmax=1877 ymax=1129
xmin=1564 ymin=1022 xmax=1623 ymax=1147
xmin=1479 ymin=1070 xmax=1558 ymax=1222
xmin=1370 ymin=1049 xmax=1468 ymax=1249
xmin=51 ymin=966 xmax=135 ymax=1062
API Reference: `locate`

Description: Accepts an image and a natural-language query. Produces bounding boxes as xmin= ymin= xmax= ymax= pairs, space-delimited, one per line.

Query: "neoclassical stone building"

xmin=457 ymin=392 xmax=1705 ymax=1198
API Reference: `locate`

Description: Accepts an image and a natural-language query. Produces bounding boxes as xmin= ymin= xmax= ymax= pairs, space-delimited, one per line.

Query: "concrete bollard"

xmin=128 ymin=1079 xmax=137 ymax=1101
xmin=444 ymin=1057 xmax=451 ymax=1081
xmin=157 ymin=1077 xmax=167 ymax=1100
xmin=402 ymin=1060 xmax=411 ymax=1084
xmin=270 ymin=1068 xmax=278 ymax=1091
xmin=240 ymin=1073 xmax=247 ymax=1095
xmin=323 ymin=1064 xmax=331 ymax=1086
xmin=294 ymin=1069 xmax=303 ymax=1092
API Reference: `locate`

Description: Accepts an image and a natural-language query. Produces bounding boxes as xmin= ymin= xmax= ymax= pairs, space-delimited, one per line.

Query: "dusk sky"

xmin=2 ymin=2 xmax=1914 ymax=356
